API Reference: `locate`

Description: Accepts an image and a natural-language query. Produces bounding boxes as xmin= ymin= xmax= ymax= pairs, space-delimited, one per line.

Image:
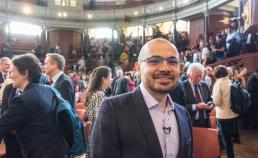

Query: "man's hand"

xmin=196 ymin=102 xmax=212 ymax=110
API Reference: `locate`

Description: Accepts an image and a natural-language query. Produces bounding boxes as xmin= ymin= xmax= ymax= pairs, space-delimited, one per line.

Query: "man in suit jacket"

xmin=0 ymin=57 xmax=12 ymax=86
xmin=183 ymin=63 xmax=213 ymax=127
xmin=44 ymin=53 xmax=75 ymax=108
xmin=169 ymin=80 xmax=186 ymax=106
xmin=111 ymin=69 xmax=123 ymax=95
xmin=0 ymin=54 xmax=68 ymax=158
xmin=91 ymin=38 xmax=192 ymax=158
xmin=113 ymin=76 xmax=130 ymax=95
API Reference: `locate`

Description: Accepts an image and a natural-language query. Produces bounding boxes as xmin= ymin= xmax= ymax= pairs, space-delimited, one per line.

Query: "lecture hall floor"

xmin=221 ymin=129 xmax=258 ymax=158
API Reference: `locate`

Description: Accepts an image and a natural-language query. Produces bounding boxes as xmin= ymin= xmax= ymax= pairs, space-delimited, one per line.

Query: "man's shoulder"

xmin=174 ymin=102 xmax=187 ymax=113
xmin=107 ymin=92 xmax=133 ymax=105
xmin=57 ymin=74 xmax=73 ymax=86
xmin=100 ymin=91 xmax=138 ymax=111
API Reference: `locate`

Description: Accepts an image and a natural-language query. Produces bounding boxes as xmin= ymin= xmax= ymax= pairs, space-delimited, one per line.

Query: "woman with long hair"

xmin=85 ymin=66 xmax=112 ymax=124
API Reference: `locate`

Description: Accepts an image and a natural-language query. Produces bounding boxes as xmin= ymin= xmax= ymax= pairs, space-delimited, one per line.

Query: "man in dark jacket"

xmin=91 ymin=38 xmax=192 ymax=158
xmin=44 ymin=53 xmax=75 ymax=108
xmin=0 ymin=54 xmax=68 ymax=158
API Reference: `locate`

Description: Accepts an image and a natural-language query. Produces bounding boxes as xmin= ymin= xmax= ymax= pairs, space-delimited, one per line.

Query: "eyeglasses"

xmin=140 ymin=56 xmax=179 ymax=66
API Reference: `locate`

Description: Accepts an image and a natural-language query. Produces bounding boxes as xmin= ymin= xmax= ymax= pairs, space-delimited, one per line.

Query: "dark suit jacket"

xmin=111 ymin=76 xmax=120 ymax=95
xmin=169 ymin=80 xmax=186 ymax=106
xmin=183 ymin=80 xmax=212 ymax=123
xmin=113 ymin=77 xmax=130 ymax=95
xmin=0 ymin=83 xmax=67 ymax=158
xmin=1 ymin=84 xmax=23 ymax=158
xmin=91 ymin=88 xmax=193 ymax=158
xmin=54 ymin=73 xmax=75 ymax=108
xmin=0 ymin=72 xmax=5 ymax=84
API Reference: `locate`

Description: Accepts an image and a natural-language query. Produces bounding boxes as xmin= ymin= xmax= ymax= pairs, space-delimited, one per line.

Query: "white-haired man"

xmin=183 ymin=63 xmax=213 ymax=127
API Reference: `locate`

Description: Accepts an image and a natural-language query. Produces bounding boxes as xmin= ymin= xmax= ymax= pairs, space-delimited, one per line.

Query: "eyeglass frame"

xmin=139 ymin=55 xmax=180 ymax=66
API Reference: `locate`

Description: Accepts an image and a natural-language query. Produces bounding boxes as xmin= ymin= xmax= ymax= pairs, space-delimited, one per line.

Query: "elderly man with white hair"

xmin=183 ymin=63 xmax=213 ymax=127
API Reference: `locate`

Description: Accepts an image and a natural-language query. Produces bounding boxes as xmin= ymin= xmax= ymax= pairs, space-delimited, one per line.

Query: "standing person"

xmin=184 ymin=63 xmax=213 ymax=127
xmin=91 ymin=38 xmax=193 ymax=158
xmin=84 ymin=66 xmax=112 ymax=156
xmin=85 ymin=66 xmax=112 ymax=124
xmin=246 ymin=68 xmax=258 ymax=129
xmin=226 ymin=25 xmax=242 ymax=57
xmin=44 ymin=53 xmax=75 ymax=108
xmin=212 ymin=65 xmax=238 ymax=158
xmin=212 ymin=33 xmax=226 ymax=62
xmin=0 ymin=53 xmax=68 ymax=158
xmin=110 ymin=69 xmax=123 ymax=95
xmin=1 ymin=84 xmax=23 ymax=158
xmin=0 ymin=57 xmax=12 ymax=87
xmin=126 ymin=72 xmax=135 ymax=92
xmin=199 ymin=40 xmax=210 ymax=66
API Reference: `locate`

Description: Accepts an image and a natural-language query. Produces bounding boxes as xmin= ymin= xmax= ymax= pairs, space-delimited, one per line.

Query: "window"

xmin=89 ymin=28 xmax=117 ymax=39
xmin=5 ymin=21 xmax=42 ymax=36
xmin=55 ymin=0 xmax=76 ymax=7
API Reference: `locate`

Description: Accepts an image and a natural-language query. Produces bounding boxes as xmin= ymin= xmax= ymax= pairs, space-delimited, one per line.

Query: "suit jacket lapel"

xmin=198 ymin=83 xmax=205 ymax=102
xmin=53 ymin=73 xmax=63 ymax=88
xmin=174 ymin=106 xmax=184 ymax=158
xmin=185 ymin=80 xmax=195 ymax=103
xmin=131 ymin=88 xmax=163 ymax=158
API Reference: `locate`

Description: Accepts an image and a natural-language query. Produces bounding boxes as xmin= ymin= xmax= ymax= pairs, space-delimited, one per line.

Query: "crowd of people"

xmin=0 ymin=36 xmax=257 ymax=158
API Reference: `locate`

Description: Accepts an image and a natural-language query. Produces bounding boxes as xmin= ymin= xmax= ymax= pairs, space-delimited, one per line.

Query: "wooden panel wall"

xmin=49 ymin=30 xmax=82 ymax=56
xmin=189 ymin=17 xmax=204 ymax=47
xmin=209 ymin=14 xmax=228 ymax=36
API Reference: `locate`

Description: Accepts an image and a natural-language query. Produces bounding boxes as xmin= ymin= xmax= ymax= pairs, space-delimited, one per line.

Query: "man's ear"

xmin=24 ymin=70 xmax=29 ymax=79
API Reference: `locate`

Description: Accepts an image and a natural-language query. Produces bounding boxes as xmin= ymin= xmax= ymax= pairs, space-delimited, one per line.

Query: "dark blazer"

xmin=54 ymin=73 xmax=75 ymax=108
xmin=91 ymin=87 xmax=193 ymax=158
xmin=111 ymin=76 xmax=120 ymax=95
xmin=183 ymin=80 xmax=212 ymax=122
xmin=169 ymin=80 xmax=186 ymax=106
xmin=0 ymin=83 xmax=67 ymax=158
xmin=1 ymin=84 xmax=23 ymax=158
xmin=0 ymin=72 xmax=5 ymax=84
xmin=113 ymin=77 xmax=130 ymax=95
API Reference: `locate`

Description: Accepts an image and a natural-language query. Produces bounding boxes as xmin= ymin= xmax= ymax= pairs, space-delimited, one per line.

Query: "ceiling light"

xmin=63 ymin=12 xmax=68 ymax=17
xmin=58 ymin=12 xmax=62 ymax=17
xmin=159 ymin=6 xmax=163 ymax=11
xmin=134 ymin=11 xmax=138 ymax=16
xmin=88 ymin=14 xmax=92 ymax=19
xmin=183 ymin=0 xmax=190 ymax=3
xmin=23 ymin=6 xmax=31 ymax=15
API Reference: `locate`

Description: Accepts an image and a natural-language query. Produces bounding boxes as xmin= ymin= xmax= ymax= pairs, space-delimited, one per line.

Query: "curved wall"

xmin=0 ymin=0 xmax=231 ymax=28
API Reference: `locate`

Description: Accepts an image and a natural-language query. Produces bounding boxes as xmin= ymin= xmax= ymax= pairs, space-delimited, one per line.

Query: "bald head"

xmin=138 ymin=38 xmax=179 ymax=62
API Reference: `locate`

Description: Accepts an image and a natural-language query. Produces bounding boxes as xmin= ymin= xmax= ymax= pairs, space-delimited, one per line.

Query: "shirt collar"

xmin=52 ymin=71 xmax=63 ymax=85
xmin=189 ymin=79 xmax=199 ymax=88
xmin=139 ymin=84 xmax=174 ymax=111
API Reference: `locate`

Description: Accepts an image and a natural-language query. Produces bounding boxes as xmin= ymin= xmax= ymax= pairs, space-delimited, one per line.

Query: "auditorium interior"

xmin=0 ymin=0 xmax=258 ymax=158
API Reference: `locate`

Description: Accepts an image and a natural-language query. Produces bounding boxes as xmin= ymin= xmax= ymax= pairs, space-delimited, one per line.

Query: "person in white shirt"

xmin=192 ymin=47 xmax=201 ymax=63
xmin=212 ymin=65 xmax=238 ymax=158
xmin=199 ymin=40 xmax=210 ymax=66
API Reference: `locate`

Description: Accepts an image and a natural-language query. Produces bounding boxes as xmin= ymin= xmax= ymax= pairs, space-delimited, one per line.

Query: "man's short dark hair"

xmin=12 ymin=53 xmax=42 ymax=83
xmin=214 ymin=65 xmax=228 ymax=78
xmin=46 ymin=53 xmax=65 ymax=71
